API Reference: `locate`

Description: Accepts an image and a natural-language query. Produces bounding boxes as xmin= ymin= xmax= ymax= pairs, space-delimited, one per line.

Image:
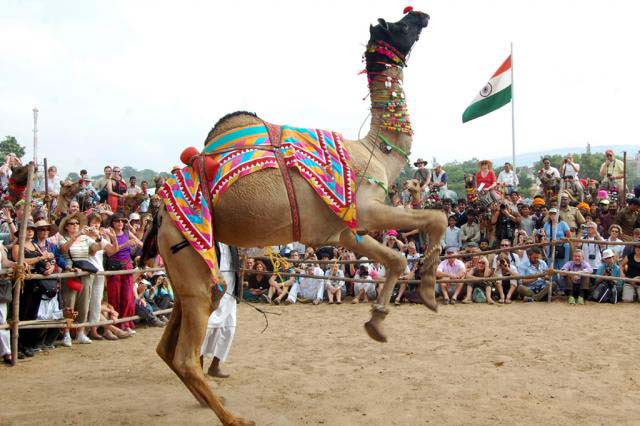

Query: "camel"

xmin=403 ymin=178 xmax=423 ymax=208
xmin=141 ymin=9 xmax=444 ymax=426
xmin=54 ymin=180 xmax=81 ymax=218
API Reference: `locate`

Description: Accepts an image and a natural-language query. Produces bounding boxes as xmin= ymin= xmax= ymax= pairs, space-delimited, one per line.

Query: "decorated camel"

xmin=141 ymin=9 xmax=443 ymax=426
xmin=403 ymin=178 xmax=423 ymax=208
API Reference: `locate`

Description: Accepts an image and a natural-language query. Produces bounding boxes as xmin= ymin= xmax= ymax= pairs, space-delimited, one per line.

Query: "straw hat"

xmin=13 ymin=220 xmax=36 ymax=237
xmin=59 ymin=212 xmax=87 ymax=237
xmin=413 ymin=158 xmax=427 ymax=167
xmin=34 ymin=219 xmax=58 ymax=235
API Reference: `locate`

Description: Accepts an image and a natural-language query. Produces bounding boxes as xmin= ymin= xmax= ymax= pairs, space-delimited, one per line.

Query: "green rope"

xmin=357 ymin=173 xmax=388 ymax=195
xmin=378 ymin=134 xmax=410 ymax=164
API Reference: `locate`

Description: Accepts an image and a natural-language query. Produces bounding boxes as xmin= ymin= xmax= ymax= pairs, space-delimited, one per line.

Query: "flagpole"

xmin=510 ymin=42 xmax=516 ymax=172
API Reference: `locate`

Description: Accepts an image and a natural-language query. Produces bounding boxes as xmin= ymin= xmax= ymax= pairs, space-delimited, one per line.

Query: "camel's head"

xmin=403 ymin=179 xmax=421 ymax=194
xmin=367 ymin=8 xmax=429 ymax=69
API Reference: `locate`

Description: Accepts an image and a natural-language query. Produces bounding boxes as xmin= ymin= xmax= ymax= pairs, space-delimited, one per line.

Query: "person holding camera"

xmin=58 ymin=212 xmax=103 ymax=346
xmin=491 ymin=202 xmax=518 ymax=247
xmin=581 ymin=222 xmax=603 ymax=273
xmin=592 ymin=249 xmax=622 ymax=303
xmin=494 ymin=253 xmax=519 ymax=304
xmin=352 ymin=258 xmax=377 ymax=304
xmin=599 ymin=149 xmax=625 ymax=192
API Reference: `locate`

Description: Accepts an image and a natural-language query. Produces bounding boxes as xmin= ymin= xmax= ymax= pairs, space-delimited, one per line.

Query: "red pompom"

xmin=403 ymin=6 xmax=413 ymax=14
xmin=180 ymin=147 xmax=200 ymax=166
xmin=203 ymin=156 xmax=216 ymax=181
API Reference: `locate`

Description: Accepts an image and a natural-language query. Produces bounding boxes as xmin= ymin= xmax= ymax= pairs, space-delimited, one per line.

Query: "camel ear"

xmin=377 ymin=18 xmax=390 ymax=33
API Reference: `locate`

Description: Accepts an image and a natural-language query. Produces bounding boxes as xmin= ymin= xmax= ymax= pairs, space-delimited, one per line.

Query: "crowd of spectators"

xmin=1 ymin=150 xmax=639 ymax=366
xmin=0 ymin=161 xmax=169 ymax=365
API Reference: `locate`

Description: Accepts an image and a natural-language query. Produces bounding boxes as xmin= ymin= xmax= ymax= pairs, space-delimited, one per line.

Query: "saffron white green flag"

xmin=462 ymin=55 xmax=512 ymax=123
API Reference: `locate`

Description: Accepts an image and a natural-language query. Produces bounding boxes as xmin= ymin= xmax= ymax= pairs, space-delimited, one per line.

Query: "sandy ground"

xmin=3 ymin=301 xmax=640 ymax=425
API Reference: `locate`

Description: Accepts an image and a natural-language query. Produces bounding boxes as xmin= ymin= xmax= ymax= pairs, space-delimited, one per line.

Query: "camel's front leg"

xmin=358 ymin=204 xmax=447 ymax=311
xmin=339 ymin=230 xmax=407 ymax=342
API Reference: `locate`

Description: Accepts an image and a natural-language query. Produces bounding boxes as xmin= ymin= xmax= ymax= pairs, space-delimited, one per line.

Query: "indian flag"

xmin=462 ymin=55 xmax=512 ymax=123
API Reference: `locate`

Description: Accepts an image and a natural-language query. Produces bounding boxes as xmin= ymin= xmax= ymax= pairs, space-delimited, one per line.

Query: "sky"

xmin=1 ymin=0 xmax=639 ymax=178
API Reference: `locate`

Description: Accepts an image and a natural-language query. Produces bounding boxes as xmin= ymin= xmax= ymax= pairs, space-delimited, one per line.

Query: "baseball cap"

xmin=445 ymin=247 xmax=457 ymax=254
xmin=549 ymin=208 xmax=558 ymax=214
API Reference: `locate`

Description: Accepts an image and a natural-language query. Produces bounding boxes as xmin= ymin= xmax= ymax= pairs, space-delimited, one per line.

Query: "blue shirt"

xmin=34 ymin=239 xmax=68 ymax=270
xmin=518 ymin=258 xmax=548 ymax=288
xmin=596 ymin=263 xmax=622 ymax=289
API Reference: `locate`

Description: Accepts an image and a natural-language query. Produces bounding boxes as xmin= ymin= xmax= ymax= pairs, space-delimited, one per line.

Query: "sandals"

xmin=505 ymin=299 xmax=512 ymax=304
xmin=498 ymin=299 xmax=505 ymax=304
xmin=461 ymin=299 xmax=471 ymax=304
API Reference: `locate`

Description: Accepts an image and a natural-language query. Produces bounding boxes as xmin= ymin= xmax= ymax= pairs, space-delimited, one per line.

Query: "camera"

xmin=589 ymin=254 xmax=596 ymax=260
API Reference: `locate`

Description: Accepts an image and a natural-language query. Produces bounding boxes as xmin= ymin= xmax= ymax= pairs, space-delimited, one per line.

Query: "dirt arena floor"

xmin=3 ymin=301 xmax=640 ymax=425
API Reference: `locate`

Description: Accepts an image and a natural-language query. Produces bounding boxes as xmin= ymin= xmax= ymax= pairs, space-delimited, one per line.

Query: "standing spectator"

xmin=518 ymin=205 xmax=535 ymax=237
xmin=138 ymin=180 xmax=150 ymax=213
xmin=614 ymin=198 xmax=640 ymax=241
xmin=543 ymin=208 xmax=571 ymax=274
xmin=492 ymin=203 xmax=518 ymax=246
xmin=104 ymin=213 xmax=142 ymax=333
xmin=413 ymin=158 xmax=431 ymax=188
xmin=0 ymin=241 xmax=17 ymax=363
xmin=106 ymin=166 xmax=128 ymax=213
xmin=94 ymin=165 xmax=112 ymax=202
xmin=0 ymin=153 xmax=20 ymax=192
xmin=58 ymin=212 xmax=101 ymax=346
xmin=598 ymin=201 xmax=616 ymax=238
xmin=581 ymin=222 xmax=603 ymax=273
xmin=436 ymin=247 xmax=466 ymax=304
xmin=85 ymin=213 xmax=114 ymax=340
xmin=560 ymin=250 xmax=592 ymax=305
xmin=429 ymin=163 xmax=448 ymax=197
xmin=599 ymin=149 xmax=625 ymax=191
xmin=558 ymin=193 xmax=585 ymax=235
xmin=497 ymin=162 xmax=518 ymax=194
xmin=36 ymin=165 xmax=62 ymax=196
xmin=127 ymin=176 xmax=142 ymax=196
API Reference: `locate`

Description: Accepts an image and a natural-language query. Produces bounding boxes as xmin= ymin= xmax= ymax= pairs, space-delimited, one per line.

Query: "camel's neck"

xmin=364 ymin=63 xmax=412 ymax=173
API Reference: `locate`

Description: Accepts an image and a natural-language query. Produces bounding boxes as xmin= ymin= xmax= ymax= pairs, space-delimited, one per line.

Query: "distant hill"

xmin=493 ymin=145 xmax=639 ymax=168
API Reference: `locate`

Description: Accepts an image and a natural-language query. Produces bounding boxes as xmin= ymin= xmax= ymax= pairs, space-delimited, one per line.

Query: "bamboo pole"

xmin=622 ymin=151 xmax=627 ymax=207
xmin=43 ymin=158 xmax=50 ymax=220
xmin=10 ymin=162 xmax=35 ymax=366
xmin=239 ymin=253 xmax=247 ymax=301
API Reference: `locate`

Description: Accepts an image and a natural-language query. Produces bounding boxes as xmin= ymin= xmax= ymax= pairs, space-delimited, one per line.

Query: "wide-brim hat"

xmin=413 ymin=158 xmax=427 ymax=167
xmin=59 ymin=212 xmax=87 ymax=236
xmin=602 ymin=248 xmax=615 ymax=259
xmin=34 ymin=219 xmax=58 ymax=235
xmin=13 ymin=220 xmax=36 ymax=237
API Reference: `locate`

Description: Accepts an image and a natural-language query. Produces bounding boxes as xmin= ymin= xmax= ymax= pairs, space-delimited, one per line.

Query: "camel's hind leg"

xmin=339 ymin=230 xmax=407 ymax=343
xmin=157 ymin=214 xmax=254 ymax=426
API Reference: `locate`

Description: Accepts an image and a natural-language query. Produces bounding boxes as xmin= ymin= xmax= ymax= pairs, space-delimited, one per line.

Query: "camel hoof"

xmin=226 ymin=417 xmax=255 ymax=426
xmin=418 ymin=284 xmax=438 ymax=313
xmin=364 ymin=320 xmax=387 ymax=342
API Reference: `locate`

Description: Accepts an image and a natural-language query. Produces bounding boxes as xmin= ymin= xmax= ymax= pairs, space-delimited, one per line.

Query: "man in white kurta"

xmin=201 ymin=242 xmax=236 ymax=378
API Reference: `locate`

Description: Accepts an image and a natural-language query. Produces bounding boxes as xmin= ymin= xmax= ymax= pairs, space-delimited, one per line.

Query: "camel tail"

xmin=140 ymin=209 xmax=161 ymax=267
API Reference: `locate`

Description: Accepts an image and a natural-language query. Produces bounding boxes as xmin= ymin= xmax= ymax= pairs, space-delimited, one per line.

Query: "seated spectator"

xmin=619 ymin=245 xmax=640 ymax=302
xmin=494 ymin=253 xmax=519 ymax=304
xmin=353 ymin=258 xmax=376 ymax=304
xmin=441 ymin=216 xmax=461 ymax=252
xmin=491 ymin=239 xmax=520 ymax=270
xmin=266 ymin=253 xmax=296 ymax=305
xmin=134 ymin=277 xmax=166 ymax=327
xmin=592 ymin=249 xmax=622 ymax=303
xmin=622 ymin=228 xmax=640 ymax=258
xmin=463 ymin=256 xmax=493 ymax=304
xmin=324 ymin=262 xmax=345 ymax=304
xmin=459 ymin=213 xmax=480 ymax=248
xmin=100 ymin=301 xmax=133 ymax=340
xmin=286 ymin=263 xmax=324 ymax=305
xmin=244 ymin=260 xmax=270 ymax=302
xmin=560 ymin=250 xmax=592 ymax=305
xmin=517 ymin=247 xmax=553 ymax=302
xmin=394 ymin=241 xmax=422 ymax=305
xmin=436 ymin=247 xmax=466 ymax=304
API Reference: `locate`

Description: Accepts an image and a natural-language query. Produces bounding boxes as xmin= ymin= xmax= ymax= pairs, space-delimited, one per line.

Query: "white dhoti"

xmin=0 ymin=303 xmax=10 ymax=357
xmin=201 ymin=243 xmax=237 ymax=362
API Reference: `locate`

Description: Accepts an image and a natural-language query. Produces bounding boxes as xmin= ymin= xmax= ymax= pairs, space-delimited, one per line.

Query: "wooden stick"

xmin=555 ymin=268 xmax=640 ymax=285
xmin=10 ymin=162 xmax=35 ymax=366
xmin=560 ymin=238 xmax=640 ymax=246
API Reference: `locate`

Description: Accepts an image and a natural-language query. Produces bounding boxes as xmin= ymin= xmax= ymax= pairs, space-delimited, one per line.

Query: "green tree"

xmin=517 ymin=170 xmax=532 ymax=193
xmin=0 ymin=136 xmax=26 ymax=160
xmin=66 ymin=172 xmax=80 ymax=181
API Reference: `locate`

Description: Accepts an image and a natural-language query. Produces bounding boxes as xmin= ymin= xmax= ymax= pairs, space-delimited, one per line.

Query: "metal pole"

xmin=44 ymin=157 xmax=50 ymax=220
xmin=32 ymin=108 xmax=38 ymax=167
xmin=622 ymin=151 xmax=627 ymax=206
xmin=10 ymin=162 xmax=35 ymax=365
xmin=510 ymin=43 xmax=516 ymax=172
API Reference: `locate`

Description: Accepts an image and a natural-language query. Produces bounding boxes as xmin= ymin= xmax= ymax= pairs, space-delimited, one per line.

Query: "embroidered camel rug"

xmin=158 ymin=123 xmax=358 ymax=284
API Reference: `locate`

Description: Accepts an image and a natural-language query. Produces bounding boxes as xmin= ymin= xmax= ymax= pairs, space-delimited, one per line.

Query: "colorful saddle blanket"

xmin=158 ymin=123 xmax=358 ymax=284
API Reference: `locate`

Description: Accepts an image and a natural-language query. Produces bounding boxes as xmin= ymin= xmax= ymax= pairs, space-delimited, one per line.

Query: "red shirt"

xmin=475 ymin=170 xmax=496 ymax=189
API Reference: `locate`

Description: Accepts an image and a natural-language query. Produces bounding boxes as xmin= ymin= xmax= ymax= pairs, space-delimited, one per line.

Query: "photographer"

xmin=58 ymin=212 xmax=102 ymax=346
xmin=134 ymin=276 xmax=166 ymax=327
xmin=592 ymin=249 xmax=622 ymax=303
xmin=352 ymin=258 xmax=377 ymax=304
xmin=384 ymin=229 xmax=406 ymax=252
xmin=494 ymin=253 xmax=519 ymax=304
xmin=491 ymin=202 xmax=518 ymax=247
xmin=599 ymin=149 xmax=625 ymax=191
xmin=580 ymin=222 xmax=603 ymax=273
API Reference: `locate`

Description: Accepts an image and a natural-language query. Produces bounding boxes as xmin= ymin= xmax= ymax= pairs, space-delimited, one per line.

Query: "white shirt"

xmin=560 ymin=162 xmax=580 ymax=179
xmin=497 ymin=170 xmax=519 ymax=187
xmin=581 ymin=240 xmax=602 ymax=269
xmin=442 ymin=226 xmax=461 ymax=250
xmin=437 ymin=259 xmax=466 ymax=278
